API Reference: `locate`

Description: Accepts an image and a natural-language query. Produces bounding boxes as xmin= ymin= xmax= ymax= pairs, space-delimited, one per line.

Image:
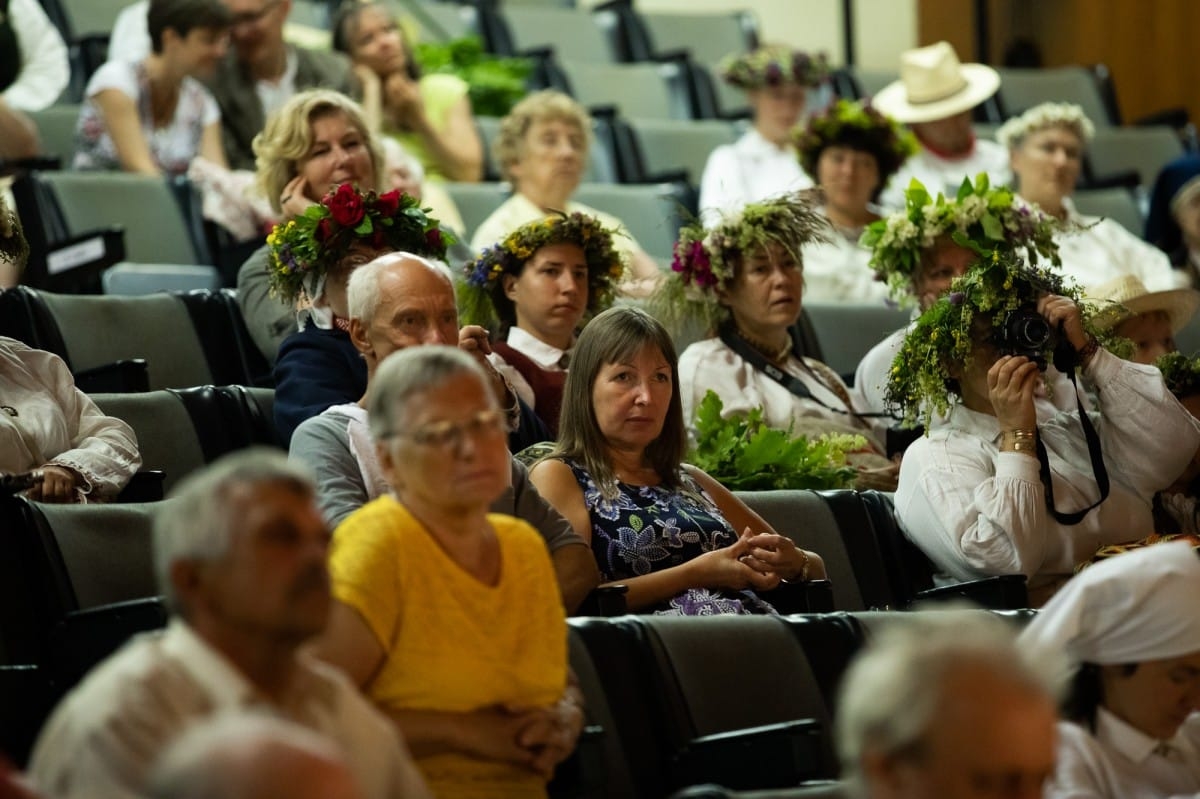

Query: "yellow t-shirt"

xmin=330 ymin=495 xmax=567 ymax=799
xmin=387 ymin=73 xmax=468 ymax=182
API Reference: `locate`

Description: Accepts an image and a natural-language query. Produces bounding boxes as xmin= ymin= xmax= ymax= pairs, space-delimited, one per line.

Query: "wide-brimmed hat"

xmin=872 ymin=41 xmax=1000 ymax=124
xmin=1087 ymin=273 xmax=1200 ymax=334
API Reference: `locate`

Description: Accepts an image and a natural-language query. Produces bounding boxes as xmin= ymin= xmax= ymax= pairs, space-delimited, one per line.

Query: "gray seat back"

xmin=736 ymin=490 xmax=864 ymax=611
xmin=91 ymin=391 xmax=208 ymax=494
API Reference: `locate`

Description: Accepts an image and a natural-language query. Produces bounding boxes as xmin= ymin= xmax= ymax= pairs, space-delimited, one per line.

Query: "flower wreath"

xmin=996 ymin=102 xmax=1096 ymax=150
xmin=719 ymin=45 xmax=829 ymax=91
xmin=885 ymin=252 xmax=1125 ymax=429
xmin=861 ymin=173 xmax=1064 ymax=304
xmin=794 ymin=99 xmax=918 ymax=184
xmin=1157 ymin=351 xmax=1200 ymax=400
xmin=266 ymin=183 xmax=455 ymax=303
xmin=457 ymin=212 xmax=626 ymax=329
xmin=653 ymin=192 xmax=832 ymax=335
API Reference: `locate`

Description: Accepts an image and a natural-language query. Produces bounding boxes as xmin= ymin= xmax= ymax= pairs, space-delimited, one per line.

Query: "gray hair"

xmin=346 ymin=251 xmax=453 ymax=324
xmin=154 ymin=449 xmax=314 ymax=614
xmin=366 ymin=346 xmax=493 ymax=441
xmin=835 ymin=609 xmax=1062 ymax=798
xmin=146 ymin=713 xmax=348 ymax=799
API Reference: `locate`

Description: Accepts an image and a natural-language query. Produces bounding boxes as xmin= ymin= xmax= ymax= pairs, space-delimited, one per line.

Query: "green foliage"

xmin=687 ymin=391 xmax=862 ymax=491
xmin=414 ymin=37 xmax=532 ymax=117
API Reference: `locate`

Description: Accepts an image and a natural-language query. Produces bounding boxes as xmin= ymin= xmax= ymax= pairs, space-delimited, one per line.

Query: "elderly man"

xmin=874 ymin=41 xmax=1010 ymax=210
xmin=27 ymin=450 xmax=431 ymax=799
xmin=206 ymin=0 xmax=356 ymax=169
xmin=837 ymin=611 xmax=1061 ymax=799
xmin=147 ymin=714 xmax=364 ymax=799
xmin=288 ymin=252 xmax=599 ymax=611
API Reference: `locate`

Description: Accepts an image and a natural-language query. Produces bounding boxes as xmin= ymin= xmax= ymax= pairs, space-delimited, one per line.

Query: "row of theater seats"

xmin=0 ymin=483 xmax=1030 ymax=774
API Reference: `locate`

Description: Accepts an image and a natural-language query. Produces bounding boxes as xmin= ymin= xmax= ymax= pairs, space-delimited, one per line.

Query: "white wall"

xmin=601 ymin=0 xmax=917 ymax=69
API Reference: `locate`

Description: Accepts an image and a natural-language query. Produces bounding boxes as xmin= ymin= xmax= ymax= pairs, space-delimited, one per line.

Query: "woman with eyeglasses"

xmin=315 ymin=345 xmax=582 ymax=799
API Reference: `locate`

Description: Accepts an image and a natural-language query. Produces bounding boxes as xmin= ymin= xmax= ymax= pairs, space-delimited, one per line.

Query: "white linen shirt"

xmin=29 ymin=620 xmax=432 ymax=799
xmin=698 ymin=128 xmax=814 ymax=223
xmin=0 ymin=336 xmax=140 ymax=499
xmin=894 ymin=349 xmax=1200 ymax=595
xmin=678 ymin=336 xmax=886 ymax=451
xmin=1049 ymin=709 xmax=1200 ymax=798
xmin=1055 ymin=197 xmax=1187 ymax=292
xmin=800 ymin=225 xmax=892 ymax=305
xmin=488 ymin=326 xmax=568 ymax=412
xmin=879 ymin=139 xmax=1011 ymax=211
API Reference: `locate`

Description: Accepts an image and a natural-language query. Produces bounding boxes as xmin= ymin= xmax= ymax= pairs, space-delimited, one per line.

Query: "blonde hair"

xmin=253 ymin=89 xmax=385 ymax=214
xmin=494 ymin=89 xmax=593 ymax=184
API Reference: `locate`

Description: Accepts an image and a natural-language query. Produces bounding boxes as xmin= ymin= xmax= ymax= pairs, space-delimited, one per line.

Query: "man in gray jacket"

xmin=208 ymin=0 xmax=357 ymax=169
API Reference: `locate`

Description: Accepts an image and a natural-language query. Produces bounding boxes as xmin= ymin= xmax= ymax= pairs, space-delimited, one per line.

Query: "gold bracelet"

xmin=1003 ymin=428 xmax=1037 ymax=454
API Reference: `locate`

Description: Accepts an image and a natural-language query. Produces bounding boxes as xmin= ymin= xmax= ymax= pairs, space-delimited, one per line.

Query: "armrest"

xmin=573 ymin=584 xmax=628 ymax=617
xmin=114 ymin=471 xmax=165 ymax=503
xmin=45 ymin=597 xmax=169 ymax=697
xmin=914 ymin=574 xmax=1028 ymax=610
xmin=548 ymin=725 xmax=605 ymax=799
xmin=37 ymin=227 xmax=126 ymax=294
xmin=761 ymin=579 xmax=834 ymax=614
xmin=73 ymin=359 xmax=150 ymax=393
xmin=671 ymin=719 xmax=824 ymax=791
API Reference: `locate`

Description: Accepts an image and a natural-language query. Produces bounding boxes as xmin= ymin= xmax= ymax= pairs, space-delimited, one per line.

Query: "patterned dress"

xmin=562 ymin=459 xmax=776 ymax=616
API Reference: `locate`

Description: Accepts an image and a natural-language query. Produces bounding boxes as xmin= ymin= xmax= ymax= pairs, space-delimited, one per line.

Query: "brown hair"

xmin=547 ymin=306 xmax=686 ymax=498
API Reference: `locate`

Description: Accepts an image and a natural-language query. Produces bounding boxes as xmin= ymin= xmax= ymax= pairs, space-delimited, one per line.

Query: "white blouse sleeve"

xmin=4 ymin=0 xmax=69 ymax=111
xmin=896 ymin=433 xmax=1049 ymax=579
xmin=27 ymin=347 xmax=142 ymax=499
xmin=1086 ymin=348 xmax=1200 ymax=499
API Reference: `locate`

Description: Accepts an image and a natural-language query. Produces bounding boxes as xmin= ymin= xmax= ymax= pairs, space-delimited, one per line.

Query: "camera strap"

xmin=1034 ymin=369 xmax=1109 ymax=525
xmin=719 ymin=327 xmax=893 ymax=423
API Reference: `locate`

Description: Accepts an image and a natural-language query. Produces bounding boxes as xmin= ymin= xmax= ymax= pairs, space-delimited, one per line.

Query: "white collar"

xmin=1095 ymin=706 xmax=1180 ymax=765
xmin=506 ymin=327 xmax=570 ymax=370
xmin=160 ymin=619 xmax=333 ymax=712
xmin=737 ymin=127 xmax=794 ymax=157
xmin=942 ymin=402 xmax=1003 ymax=443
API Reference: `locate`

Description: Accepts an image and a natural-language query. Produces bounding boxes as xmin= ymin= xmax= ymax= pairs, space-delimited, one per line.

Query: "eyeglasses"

xmin=229 ymin=0 xmax=283 ymax=29
xmin=388 ymin=408 xmax=508 ymax=450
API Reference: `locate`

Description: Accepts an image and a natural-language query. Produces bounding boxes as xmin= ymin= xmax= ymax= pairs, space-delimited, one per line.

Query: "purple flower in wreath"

xmin=948 ymin=291 xmax=965 ymax=305
xmin=672 ymin=239 xmax=716 ymax=288
xmin=764 ymin=61 xmax=783 ymax=86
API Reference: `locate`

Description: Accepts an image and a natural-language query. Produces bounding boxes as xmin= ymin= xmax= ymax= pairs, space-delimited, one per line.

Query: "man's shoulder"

xmin=31 ymin=631 xmax=204 ymax=755
xmin=294 ymin=46 xmax=353 ymax=88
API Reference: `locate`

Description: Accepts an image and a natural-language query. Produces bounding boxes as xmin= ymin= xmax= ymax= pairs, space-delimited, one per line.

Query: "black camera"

xmin=995 ymin=307 xmax=1057 ymax=370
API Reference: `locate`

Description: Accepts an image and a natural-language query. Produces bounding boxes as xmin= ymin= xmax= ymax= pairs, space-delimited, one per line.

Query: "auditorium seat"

xmin=1071 ymin=186 xmax=1144 ymax=235
xmin=1087 ymin=125 xmax=1185 ymax=189
xmin=0 ymin=287 xmax=272 ymax=391
xmin=92 ymin=386 xmax=279 ymax=495
xmin=802 ymin=303 xmax=911 ymax=382
xmin=559 ymin=60 xmax=693 ymax=121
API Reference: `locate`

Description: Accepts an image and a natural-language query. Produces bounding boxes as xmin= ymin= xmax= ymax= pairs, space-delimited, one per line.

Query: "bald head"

xmin=347 ymin=252 xmax=460 ymax=370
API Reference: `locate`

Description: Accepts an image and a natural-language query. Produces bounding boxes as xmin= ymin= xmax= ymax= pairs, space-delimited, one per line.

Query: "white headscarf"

xmin=1019 ymin=542 xmax=1200 ymax=687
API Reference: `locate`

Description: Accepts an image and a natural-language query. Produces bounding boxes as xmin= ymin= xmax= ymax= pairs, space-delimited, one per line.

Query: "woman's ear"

xmin=502 ymin=272 xmax=519 ymax=301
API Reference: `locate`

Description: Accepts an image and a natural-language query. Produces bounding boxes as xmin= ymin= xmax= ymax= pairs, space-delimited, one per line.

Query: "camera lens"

xmin=1011 ymin=314 xmax=1051 ymax=349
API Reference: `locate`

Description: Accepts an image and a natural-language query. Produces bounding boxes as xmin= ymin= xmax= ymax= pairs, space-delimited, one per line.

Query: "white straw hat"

xmin=872 ymin=41 xmax=1000 ymax=125
xmin=1086 ymin=273 xmax=1200 ymax=334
